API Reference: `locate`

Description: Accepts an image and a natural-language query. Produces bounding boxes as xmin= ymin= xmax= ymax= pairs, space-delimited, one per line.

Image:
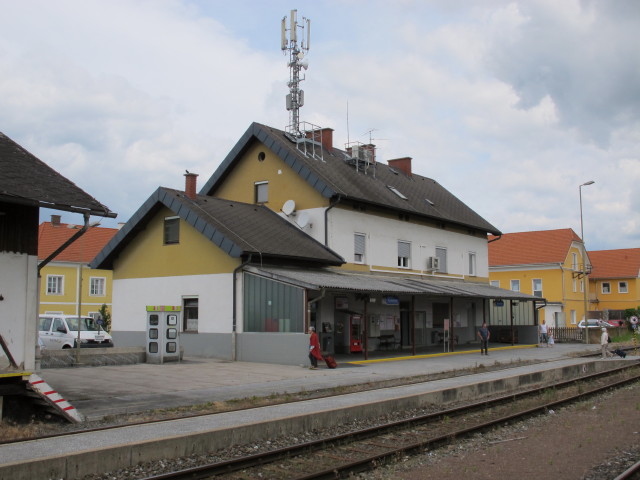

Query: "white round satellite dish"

xmin=296 ymin=211 xmax=310 ymax=228
xmin=282 ymin=199 xmax=296 ymax=216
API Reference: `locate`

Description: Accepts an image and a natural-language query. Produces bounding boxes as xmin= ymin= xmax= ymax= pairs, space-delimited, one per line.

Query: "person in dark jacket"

xmin=308 ymin=326 xmax=323 ymax=369
xmin=477 ymin=321 xmax=490 ymax=355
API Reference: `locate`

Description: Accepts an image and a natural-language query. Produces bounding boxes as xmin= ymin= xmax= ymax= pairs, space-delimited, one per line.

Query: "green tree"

xmin=98 ymin=304 xmax=112 ymax=332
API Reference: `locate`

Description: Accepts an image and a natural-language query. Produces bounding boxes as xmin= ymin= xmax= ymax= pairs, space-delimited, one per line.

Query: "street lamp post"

xmin=579 ymin=180 xmax=594 ymax=344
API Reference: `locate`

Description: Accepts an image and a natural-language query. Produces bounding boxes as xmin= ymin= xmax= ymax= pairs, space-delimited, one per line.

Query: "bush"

xmin=98 ymin=304 xmax=112 ymax=332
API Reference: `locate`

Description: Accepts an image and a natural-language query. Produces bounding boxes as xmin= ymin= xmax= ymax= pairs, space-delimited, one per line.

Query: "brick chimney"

xmin=388 ymin=157 xmax=412 ymax=177
xmin=51 ymin=214 xmax=61 ymax=226
xmin=305 ymin=127 xmax=334 ymax=150
xmin=184 ymin=171 xmax=198 ymax=200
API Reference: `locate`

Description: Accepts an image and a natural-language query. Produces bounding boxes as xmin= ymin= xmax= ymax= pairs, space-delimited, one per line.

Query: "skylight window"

xmin=425 ymin=198 xmax=435 ymax=206
xmin=387 ymin=185 xmax=407 ymax=200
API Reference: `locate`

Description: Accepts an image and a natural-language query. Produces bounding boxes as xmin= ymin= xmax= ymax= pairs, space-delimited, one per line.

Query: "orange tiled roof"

xmin=588 ymin=248 xmax=640 ymax=279
xmin=488 ymin=228 xmax=582 ymax=266
xmin=38 ymin=222 xmax=118 ymax=263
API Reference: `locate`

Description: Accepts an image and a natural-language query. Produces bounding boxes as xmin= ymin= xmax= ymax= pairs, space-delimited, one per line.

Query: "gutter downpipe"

xmin=232 ymin=254 xmax=253 ymax=362
xmin=487 ymin=234 xmax=502 ymax=244
xmin=324 ymin=195 xmax=342 ymax=247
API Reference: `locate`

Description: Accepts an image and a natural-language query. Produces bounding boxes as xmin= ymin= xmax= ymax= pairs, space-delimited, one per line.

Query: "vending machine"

xmin=349 ymin=315 xmax=363 ymax=353
xmin=146 ymin=306 xmax=181 ymax=364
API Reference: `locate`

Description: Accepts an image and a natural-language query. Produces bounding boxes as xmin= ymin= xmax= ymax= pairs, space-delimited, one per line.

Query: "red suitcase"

xmin=323 ymin=355 xmax=337 ymax=369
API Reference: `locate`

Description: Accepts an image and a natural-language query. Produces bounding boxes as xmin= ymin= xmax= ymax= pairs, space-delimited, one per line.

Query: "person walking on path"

xmin=477 ymin=321 xmax=490 ymax=355
xmin=308 ymin=326 xmax=323 ymax=369
xmin=600 ymin=327 xmax=613 ymax=358
xmin=539 ymin=320 xmax=549 ymax=347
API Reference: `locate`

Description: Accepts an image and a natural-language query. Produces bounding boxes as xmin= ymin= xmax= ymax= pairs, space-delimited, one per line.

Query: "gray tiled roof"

xmin=0 ymin=132 xmax=115 ymax=217
xmin=249 ymin=266 xmax=540 ymax=300
xmin=91 ymin=188 xmax=344 ymax=269
xmin=200 ymin=123 xmax=500 ymax=235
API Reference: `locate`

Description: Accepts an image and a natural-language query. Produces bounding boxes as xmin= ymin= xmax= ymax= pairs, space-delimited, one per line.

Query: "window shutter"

xmin=354 ymin=234 xmax=365 ymax=255
xmin=398 ymin=241 xmax=410 ymax=258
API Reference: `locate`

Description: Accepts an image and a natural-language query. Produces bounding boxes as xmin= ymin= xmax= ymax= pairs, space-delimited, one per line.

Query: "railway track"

xmin=139 ymin=363 xmax=640 ymax=480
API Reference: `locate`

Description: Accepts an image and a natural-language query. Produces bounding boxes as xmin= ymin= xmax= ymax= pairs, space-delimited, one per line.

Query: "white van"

xmin=39 ymin=315 xmax=114 ymax=349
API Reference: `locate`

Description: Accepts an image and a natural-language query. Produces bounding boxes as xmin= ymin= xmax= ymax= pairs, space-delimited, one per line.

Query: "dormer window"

xmin=387 ymin=185 xmax=407 ymax=200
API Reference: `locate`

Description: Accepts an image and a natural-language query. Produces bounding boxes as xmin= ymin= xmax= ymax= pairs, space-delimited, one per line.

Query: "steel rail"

xmin=3 ymin=351 xmax=629 ymax=446
xmin=141 ymin=365 xmax=640 ymax=480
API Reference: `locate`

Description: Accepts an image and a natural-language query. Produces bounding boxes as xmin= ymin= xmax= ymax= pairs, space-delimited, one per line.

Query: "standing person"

xmin=600 ymin=327 xmax=613 ymax=358
xmin=477 ymin=321 xmax=490 ymax=355
xmin=539 ymin=320 xmax=549 ymax=347
xmin=308 ymin=326 xmax=323 ymax=369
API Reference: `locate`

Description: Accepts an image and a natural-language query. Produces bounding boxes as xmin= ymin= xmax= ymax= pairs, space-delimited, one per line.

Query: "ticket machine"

xmin=146 ymin=306 xmax=181 ymax=364
xmin=349 ymin=315 xmax=363 ymax=353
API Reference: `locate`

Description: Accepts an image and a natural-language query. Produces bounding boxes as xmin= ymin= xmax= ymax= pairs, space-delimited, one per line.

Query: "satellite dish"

xmin=282 ymin=199 xmax=296 ymax=216
xmin=296 ymin=211 xmax=310 ymax=228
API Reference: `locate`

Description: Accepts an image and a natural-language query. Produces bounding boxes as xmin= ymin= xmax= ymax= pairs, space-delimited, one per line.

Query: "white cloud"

xmin=0 ymin=0 xmax=638 ymax=250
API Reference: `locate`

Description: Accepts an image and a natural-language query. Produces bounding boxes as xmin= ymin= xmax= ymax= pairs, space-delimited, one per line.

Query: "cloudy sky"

xmin=1 ymin=0 xmax=638 ymax=251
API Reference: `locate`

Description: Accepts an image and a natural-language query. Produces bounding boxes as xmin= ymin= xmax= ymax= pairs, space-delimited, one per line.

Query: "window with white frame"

xmin=602 ymin=282 xmax=611 ymax=294
xmin=435 ymin=247 xmax=447 ymax=273
xmin=572 ymin=252 xmax=578 ymax=270
xmin=89 ymin=277 xmax=106 ymax=296
xmin=510 ymin=279 xmax=520 ymax=292
xmin=354 ymin=233 xmax=366 ymax=264
xmin=619 ymin=281 xmax=628 ymax=293
xmin=397 ymin=241 xmax=411 ymax=268
xmin=532 ymin=278 xmax=543 ymax=297
xmin=490 ymin=280 xmax=499 ymax=288
xmin=468 ymin=252 xmax=476 ymax=276
xmin=254 ymin=181 xmax=268 ymax=203
xmin=46 ymin=275 xmax=64 ymax=295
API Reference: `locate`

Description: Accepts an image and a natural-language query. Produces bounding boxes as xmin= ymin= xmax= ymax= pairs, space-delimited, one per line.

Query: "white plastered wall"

xmin=327 ymin=208 xmax=489 ymax=276
xmin=112 ymin=273 xmax=233 ymax=333
xmin=0 ymin=252 xmax=38 ymax=371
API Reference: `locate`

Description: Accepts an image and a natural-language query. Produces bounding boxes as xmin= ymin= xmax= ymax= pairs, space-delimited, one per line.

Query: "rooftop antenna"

xmin=281 ymin=9 xmax=310 ymax=138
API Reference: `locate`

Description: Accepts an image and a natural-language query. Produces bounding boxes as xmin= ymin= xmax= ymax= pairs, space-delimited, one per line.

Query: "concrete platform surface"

xmin=39 ymin=343 xmax=609 ymax=420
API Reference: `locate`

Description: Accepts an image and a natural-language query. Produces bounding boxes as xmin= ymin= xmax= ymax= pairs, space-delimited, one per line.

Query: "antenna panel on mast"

xmin=281 ymin=9 xmax=310 ymax=138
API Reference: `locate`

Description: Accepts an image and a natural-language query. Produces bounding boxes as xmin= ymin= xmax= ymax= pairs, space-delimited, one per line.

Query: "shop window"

xmin=244 ymin=273 xmax=304 ymax=332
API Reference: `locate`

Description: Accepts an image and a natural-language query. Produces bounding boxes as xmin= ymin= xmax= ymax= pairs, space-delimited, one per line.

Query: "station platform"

xmin=38 ymin=342 xmax=609 ymax=421
xmin=2 ymin=343 xmax=638 ymax=480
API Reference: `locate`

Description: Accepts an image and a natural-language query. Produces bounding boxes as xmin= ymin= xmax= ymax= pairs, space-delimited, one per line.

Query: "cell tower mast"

xmin=281 ymin=10 xmax=310 ymax=138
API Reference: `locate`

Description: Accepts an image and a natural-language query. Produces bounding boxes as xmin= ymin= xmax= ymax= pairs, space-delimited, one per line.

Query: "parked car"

xmin=577 ymin=319 xmax=614 ymax=329
xmin=39 ymin=315 xmax=114 ymax=349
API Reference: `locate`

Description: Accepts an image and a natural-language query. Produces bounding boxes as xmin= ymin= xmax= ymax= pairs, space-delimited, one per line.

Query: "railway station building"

xmin=93 ymin=122 xmax=539 ymax=365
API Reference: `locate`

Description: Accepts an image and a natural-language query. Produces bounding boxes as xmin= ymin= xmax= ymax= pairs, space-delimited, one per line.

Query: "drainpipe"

xmin=324 ymin=195 xmax=342 ymax=247
xmin=232 ymin=254 xmax=253 ymax=361
xmin=488 ymin=234 xmax=502 ymax=243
